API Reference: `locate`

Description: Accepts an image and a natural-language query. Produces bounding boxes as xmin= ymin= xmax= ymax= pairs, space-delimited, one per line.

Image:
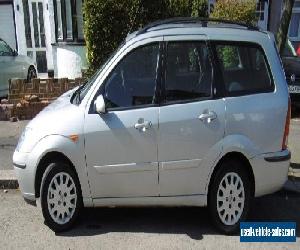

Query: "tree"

xmin=276 ymin=0 xmax=295 ymax=55
xmin=83 ymin=0 xmax=209 ymax=75
xmin=210 ymin=0 xmax=257 ymax=73
xmin=210 ymin=0 xmax=257 ymax=24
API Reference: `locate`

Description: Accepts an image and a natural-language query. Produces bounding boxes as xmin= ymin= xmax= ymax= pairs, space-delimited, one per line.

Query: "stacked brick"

xmin=0 ymin=78 xmax=84 ymax=121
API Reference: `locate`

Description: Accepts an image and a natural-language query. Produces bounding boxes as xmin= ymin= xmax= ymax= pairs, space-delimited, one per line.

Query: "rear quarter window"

xmin=215 ymin=42 xmax=274 ymax=96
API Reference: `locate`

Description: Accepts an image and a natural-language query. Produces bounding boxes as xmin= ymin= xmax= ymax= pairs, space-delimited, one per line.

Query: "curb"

xmin=0 ymin=170 xmax=19 ymax=189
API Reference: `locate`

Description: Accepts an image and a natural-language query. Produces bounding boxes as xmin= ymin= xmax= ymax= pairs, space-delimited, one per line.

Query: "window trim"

xmin=160 ymin=40 xmax=216 ymax=107
xmin=53 ymin=0 xmax=84 ymax=43
xmin=211 ymin=40 xmax=275 ymax=98
xmin=89 ymin=42 xmax=163 ymax=113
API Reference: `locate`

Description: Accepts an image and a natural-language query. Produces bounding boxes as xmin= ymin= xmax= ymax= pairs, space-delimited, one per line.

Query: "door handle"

xmin=134 ymin=119 xmax=152 ymax=132
xmin=198 ymin=111 xmax=217 ymax=123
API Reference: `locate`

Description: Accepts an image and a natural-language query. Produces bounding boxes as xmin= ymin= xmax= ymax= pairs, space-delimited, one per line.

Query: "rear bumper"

xmin=264 ymin=149 xmax=291 ymax=162
xmin=250 ymin=149 xmax=290 ymax=197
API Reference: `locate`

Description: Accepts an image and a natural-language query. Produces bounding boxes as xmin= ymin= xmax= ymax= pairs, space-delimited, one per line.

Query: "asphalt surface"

xmin=0 ymin=120 xmax=28 ymax=170
xmin=0 ymin=189 xmax=299 ymax=249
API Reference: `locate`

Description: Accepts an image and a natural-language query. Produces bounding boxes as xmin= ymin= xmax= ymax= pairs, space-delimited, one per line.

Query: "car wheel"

xmin=27 ymin=66 xmax=37 ymax=82
xmin=208 ymin=159 xmax=252 ymax=234
xmin=40 ymin=162 xmax=82 ymax=232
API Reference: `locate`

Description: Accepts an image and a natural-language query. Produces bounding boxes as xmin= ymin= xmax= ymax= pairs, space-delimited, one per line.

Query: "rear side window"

xmin=215 ymin=43 xmax=273 ymax=96
xmin=164 ymin=41 xmax=213 ymax=103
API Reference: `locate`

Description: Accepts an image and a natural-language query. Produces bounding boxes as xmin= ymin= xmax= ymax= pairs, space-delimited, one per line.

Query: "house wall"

xmin=47 ymin=0 xmax=87 ymax=78
xmin=42 ymin=0 xmax=54 ymax=72
xmin=53 ymin=45 xmax=87 ymax=78
xmin=13 ymin=0 xmax=26 ymax=55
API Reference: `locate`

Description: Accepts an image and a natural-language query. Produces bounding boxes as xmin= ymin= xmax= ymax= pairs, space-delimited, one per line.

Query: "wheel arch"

xmin=207 ymin=151 xmax=255 ymax=198
xmin=34 ymin=151 xmax=79 ymax=198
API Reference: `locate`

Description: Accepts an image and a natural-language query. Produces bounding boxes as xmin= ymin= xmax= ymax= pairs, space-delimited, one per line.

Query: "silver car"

xmin=0 ymin=38 xmax=36 ymax=97
xmin=13 ymin=18 xmax=291 ymax=234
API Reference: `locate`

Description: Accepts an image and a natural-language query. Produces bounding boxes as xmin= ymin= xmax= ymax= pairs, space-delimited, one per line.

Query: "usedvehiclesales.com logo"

xmin=240 ymin=222 xmax=296 ymax=242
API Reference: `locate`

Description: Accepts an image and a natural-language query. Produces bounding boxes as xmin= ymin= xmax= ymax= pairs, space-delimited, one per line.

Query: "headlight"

xmin=16 ymin=127 xmax=40 ymax=153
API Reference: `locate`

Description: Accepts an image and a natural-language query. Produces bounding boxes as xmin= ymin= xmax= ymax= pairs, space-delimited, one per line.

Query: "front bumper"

xmin=13 ymin=150 xmax=36 ymax=204
xmin=250 ymin=149 xmax=291 ymax=197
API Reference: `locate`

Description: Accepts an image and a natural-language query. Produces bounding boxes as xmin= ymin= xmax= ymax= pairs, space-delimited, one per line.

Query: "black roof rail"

xmin=136 ymin=17 xmax=259 ymax=35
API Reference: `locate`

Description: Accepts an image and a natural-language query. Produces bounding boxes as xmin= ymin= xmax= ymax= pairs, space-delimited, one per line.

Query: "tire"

xmin=27 ymin=66 xmax=37 ymax=82
xmin=208 ymin=159 xmax=252 ymax=234
xmin=40 ymin=162 xmax=82 ymax=232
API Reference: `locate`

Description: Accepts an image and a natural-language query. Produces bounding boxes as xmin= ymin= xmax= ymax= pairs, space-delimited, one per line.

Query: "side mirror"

xmin=94 ymin=95 xmax=106 ymax=114
xmin=12 ymin=50 xmax=18 ymax=56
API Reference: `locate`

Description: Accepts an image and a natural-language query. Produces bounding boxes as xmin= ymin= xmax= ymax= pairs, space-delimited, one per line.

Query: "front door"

xmin=23 ymin=0 xmax=47 ymax=73
xmin=84 ymin=43 xmax=161 ymax=198
xmin=158 ymin=37 xmax=226 ymax=196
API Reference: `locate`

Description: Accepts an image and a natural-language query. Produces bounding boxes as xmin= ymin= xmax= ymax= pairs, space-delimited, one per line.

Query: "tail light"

xmin=282 ymin=98 xmax=291 ymax=150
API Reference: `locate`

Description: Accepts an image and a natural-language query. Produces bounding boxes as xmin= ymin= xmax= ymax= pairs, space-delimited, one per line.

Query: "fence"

xmin=0 ymin=78 xmax=85 ymax=120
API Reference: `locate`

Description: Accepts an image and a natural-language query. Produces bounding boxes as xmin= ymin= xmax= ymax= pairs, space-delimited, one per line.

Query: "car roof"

xmin=126 ymin=18 xmax=270 ymax=45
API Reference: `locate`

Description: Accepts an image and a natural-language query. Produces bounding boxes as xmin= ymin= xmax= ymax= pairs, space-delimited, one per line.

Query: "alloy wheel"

xmin=47 ymin=172 xmax=77 ymax=225
xmin=216 ymin=172 xmax=245 ymax=226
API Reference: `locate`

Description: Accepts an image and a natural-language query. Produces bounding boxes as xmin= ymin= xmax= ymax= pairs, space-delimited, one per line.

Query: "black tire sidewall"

xmin=208 ymin=159 xmax=252 ymax=234
xmin=40 ymin=162 xmax=82 ymax=232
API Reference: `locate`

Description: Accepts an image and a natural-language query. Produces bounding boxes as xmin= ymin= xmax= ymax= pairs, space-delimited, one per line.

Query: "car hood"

xmin=26 ymin=87 xmax=84 ymax=137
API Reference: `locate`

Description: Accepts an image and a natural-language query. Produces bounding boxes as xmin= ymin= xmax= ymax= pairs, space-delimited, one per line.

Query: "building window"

xmin=54 ymin=0 xmax=84 ymax=43
xmin=23 ymin=0 xmax=32 ymax=48
xmin=256 ymin=0 xmax=266 ymax=21
xmin=289 ymin=1 xmax=300 ymax=41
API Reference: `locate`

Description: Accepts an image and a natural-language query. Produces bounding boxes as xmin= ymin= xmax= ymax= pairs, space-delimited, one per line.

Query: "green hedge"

xmin=210 ymin=0 xmax=257 ymax=24
xmin=83 ymin=0 xmax=208 ymax=74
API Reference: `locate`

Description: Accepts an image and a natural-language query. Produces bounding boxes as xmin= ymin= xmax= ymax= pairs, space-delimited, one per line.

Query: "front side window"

xmin=103 ymin=43 xmax=159 ymax=110
xmin=215 ymin=43 xmax=273 ymax=95
xmin=164 ymin=42 xmax=213 ymax=103
xmin=0 ymin=40 xmax=13 ymax=56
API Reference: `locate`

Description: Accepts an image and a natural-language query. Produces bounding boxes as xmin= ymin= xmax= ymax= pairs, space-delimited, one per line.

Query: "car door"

xmin=213 ymin=41 xmax=281 ymax=153
xmin=0 ymin=40 xmax=25 ymax=96
xmin=84 ymin=42 xmax=161 ymax=198
xmin=158 ymin=36 xmax=226 ymax=196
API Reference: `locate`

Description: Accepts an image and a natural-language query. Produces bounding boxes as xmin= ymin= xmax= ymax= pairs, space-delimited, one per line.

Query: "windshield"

xmin=71 ymin=45 xmax=122 ymax=105
xmin=282 ymin=39 xmax=297 ymax=57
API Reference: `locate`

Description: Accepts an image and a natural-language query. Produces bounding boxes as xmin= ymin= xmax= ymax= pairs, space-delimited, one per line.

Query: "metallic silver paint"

xmin=13 ymin=26 xmax=290 ymax=210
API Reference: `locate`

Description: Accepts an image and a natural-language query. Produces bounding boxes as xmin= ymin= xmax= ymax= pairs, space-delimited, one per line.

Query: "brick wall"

xmin=0 ymin=78 xmax=85 ymax=120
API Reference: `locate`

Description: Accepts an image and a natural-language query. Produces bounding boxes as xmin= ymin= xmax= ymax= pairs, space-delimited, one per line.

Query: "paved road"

xmin=0 ymin=121 xmax=28 ymax=170
xmin=0 ymin=118 xmax=300 ymax=171
xmin=290 ymin=118 xmax=300 ymax=166
xmin=0 ymin=189 xmax=299 ymax=249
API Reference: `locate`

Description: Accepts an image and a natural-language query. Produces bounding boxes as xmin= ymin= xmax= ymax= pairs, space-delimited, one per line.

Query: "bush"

xmin=210 ymin=0 xmax=257 ymax=71
xmin=210 ymin=0 xmax=257 ymax=24
xmin=83 ymin=0 xmax=208 ymax=75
